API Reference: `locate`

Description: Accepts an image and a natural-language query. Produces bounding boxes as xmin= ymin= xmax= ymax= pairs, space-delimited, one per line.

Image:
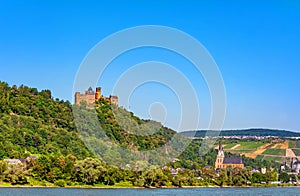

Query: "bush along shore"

xmin=1 ymin=156 xmax=300 ymax=188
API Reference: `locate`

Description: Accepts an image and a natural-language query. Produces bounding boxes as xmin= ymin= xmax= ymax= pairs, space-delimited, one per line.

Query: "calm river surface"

xmin=0 ymin=187 xmax=299 ymax=196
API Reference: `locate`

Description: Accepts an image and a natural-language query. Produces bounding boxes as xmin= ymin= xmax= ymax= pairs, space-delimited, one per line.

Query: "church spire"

xmin=219 ymin=140 xmax=223 ymax=151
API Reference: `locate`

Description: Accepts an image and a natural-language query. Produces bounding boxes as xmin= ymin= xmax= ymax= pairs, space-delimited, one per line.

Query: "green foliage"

xmin=236 ymin=141 xmax=265 ymax=149
xmin=74 ymin=157 xmax=105 ymax=185
xmin=279 ymin=172 xmax=290 ymax=183
xmin=0 ymin=160 xmax=8 ymax=179
xmin=0 ymin=82 xmax=92 ymax=159
xmin=93 ymin=99 xmax=176 ymax=151
xmin=262 ymin=149 xmax=286 ymax=156
xmin=288 ymin=141 xmax=295 ymax=148
xmin=266 ymin=170 xmax=278 ymax=182
xmin=261 ymin=156 xmax=284 ymax=163
xmin=251 ymin=172 xmax=267 ymax=183
xmin=249 ymin=155 xmax=278 ymax=169
xmin=54 ymin=179 xmax=66 ymax=187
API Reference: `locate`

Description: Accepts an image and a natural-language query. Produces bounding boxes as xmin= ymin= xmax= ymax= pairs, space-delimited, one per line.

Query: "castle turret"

xmin=95 ymin=87 xmax=101 ymax=100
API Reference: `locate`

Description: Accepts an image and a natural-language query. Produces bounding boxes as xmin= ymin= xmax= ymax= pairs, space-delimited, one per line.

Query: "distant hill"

xmin=180 ymin=129 xmax=300 ymax=138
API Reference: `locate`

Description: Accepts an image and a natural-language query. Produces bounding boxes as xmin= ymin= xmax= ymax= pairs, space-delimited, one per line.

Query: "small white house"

xmin=4 ymin=159 xmax=22 ymax=165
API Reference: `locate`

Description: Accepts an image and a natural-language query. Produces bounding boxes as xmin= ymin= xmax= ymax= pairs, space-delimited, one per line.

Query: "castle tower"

xmin=85 ymin=87 xmax=95 ymax=107
xmin=74 ymin=87 xmax=95 ymax=106
xmin=109 ymin=95 xmax=118 ymax=106
xmin=75 ymin=92 xmax=81 ymax=105
xmin=95 ymin=87 xmax=101 ymax=100
xmin=215 ymin=140 xmax=225 ymax=169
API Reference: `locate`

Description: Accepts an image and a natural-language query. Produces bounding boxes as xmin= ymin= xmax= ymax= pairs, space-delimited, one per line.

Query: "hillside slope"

xmin=0 ymin=81 xmax=92 ymax=159
xmin=0 ymin=81 xmax=176 ymax=161
xmin=0 ymin=81 xmax=279 ymax=170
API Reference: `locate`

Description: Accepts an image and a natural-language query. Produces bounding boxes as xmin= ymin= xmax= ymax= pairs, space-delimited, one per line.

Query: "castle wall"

xmin=86 ymin=94 xmax=96 ymax=106
xmin=75 ymin=93 xmax=95 ymax=106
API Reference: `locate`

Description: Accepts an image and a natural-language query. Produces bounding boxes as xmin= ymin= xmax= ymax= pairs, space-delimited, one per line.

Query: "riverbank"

xmin=1 ymin=182 xmax=300 ymax=189
xmin=0 ymin=181 xmax=139 ymax=189
xmin=1 ymin=187 xmax=300 ymax=196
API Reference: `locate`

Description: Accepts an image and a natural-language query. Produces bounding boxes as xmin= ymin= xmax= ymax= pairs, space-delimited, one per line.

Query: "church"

xmin=215 ymin=141 xmax=244 ymax=170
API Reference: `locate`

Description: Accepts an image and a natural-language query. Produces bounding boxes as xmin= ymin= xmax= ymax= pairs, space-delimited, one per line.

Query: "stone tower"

xmin=109 ymin=95 xmax=118 ymax=106
xmin=215 ymin=140 xmax=225 ymax=169
xmin=95 ymin=87 xmax=101 ymax=100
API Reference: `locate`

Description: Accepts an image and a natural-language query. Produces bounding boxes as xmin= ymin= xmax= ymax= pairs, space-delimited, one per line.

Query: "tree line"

xmin=1 ymin=155 xmax=298 ymax=187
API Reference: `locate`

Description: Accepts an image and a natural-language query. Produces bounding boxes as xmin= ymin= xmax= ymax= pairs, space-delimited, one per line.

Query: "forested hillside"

xmin=0 ymin=81 xmax=177 ymax=161
xmin=0 ymin=81 xmax=92 ymax=159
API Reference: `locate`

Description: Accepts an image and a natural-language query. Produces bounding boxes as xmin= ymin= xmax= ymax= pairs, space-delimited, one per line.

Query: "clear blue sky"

xmin=0 ymin=1 xmax=299 ymax=131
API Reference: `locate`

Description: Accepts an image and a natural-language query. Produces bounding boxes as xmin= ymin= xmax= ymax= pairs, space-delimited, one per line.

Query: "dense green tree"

xmin=251 ymin=172 xmax=266 ymax=183
xmin=74 ymin=158 xmax=105 ymax=185
xmin=0 ymin=160 xmax=8 ymax=180
xmin=265 ymin=170 xmax=278 ymax=182
xmin=215 ymin=169 xmax=228 ymax=186
xmin=279 ymin=172 xmax=290 ymax=183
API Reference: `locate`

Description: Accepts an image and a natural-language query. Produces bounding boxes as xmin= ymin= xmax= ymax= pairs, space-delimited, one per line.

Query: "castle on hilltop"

xmin=215 ymin=141 xmax=244 ymax=170
xmin=75 ymin=87 xmax=118 ymax=107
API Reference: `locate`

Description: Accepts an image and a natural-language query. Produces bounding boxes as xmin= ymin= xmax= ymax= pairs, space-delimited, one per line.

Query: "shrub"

xmin=54 ymin=179 xmax=66 ymax=187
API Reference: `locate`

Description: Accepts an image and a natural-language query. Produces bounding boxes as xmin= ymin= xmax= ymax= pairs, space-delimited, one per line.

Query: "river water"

xmin=0 ymin=187 xmax=299 ymax=196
